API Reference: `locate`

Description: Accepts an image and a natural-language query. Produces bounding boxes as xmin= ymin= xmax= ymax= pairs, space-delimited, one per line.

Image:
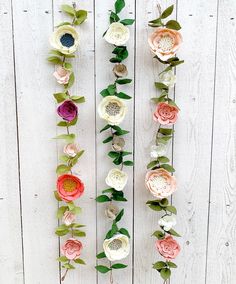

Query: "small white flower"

xmin=159 ymin=70 xmax=176 ymax=88
xmin=150 ymin=144 xmax=168 ymax=159
xmin=103 ymin=234 xmax=130 ymax=261
xmin=158 ymin=215 xmax=176 ymax=231
xmin=105 ymin=168 xmax=128 ymax=191
xmin=105 ymin=204 xmax=119 ymax=220
xmin=104 ymin=22 xmax=130 ymax=46
xmin=98 ymin=96 xmax=127 ymax=125
xmin=50 ymin=25 xmax=79 ymax=55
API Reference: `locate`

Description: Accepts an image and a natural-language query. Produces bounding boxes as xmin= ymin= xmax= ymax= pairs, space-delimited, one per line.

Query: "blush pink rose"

xmin=145 ymin=168 xmax=176 ymax=199
xmin=153 ymin=102 xmax=179 ymax=125
xmin=61 ymin=238 xmax=83 ymax=260
xmin=53 ymin=66 xmax=71 ymax=84
xmin=156 ymin=236 xmax=180 ymax=260
xmin=63 ymin=143 xmax=79 ymax=157
xmin=63 ymin=211 xmax=76 ymax=226
xmin=148 ymin=28 xmax=182 ymax=61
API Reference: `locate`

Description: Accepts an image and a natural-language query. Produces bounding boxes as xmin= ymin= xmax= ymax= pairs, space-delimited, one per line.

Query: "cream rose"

xmin=104 ymin=22 xmax=130 ymax=46
xmin=105 ymin=168 xmax=128 ymax=191
xmin=98 ymin=96 xmax=127 ymax=125
xmin=103 ymin=234 xmax=130 ymax=261
xmin=158 ymin=215 xmax=176 ymax=231
xmin=50 ymin=25 xmax=79 ymax=55
xmin=159 ymin=70 xmax=176 ymax=88
xmin=145 ymin=168 xmax=177 ymax=199
xmin=105 ymin=203 xmax=119 ymax=220
xmin=148 ymin=28 xmax=182 ymax=61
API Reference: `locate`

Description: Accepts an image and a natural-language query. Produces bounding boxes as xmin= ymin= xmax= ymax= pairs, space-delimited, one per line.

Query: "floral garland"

xmin=145 ymin=4 xmax=183 ymax=283
xmin=95 ymin=0 xmax=134 ymax=282
xmin=47 ymin=3 xmax=88 ymax=281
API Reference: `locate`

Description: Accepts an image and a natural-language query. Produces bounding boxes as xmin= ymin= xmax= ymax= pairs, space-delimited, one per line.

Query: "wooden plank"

xmin=11 ymin=0 xmax=60 ymax=282
xmin=172 ymin=0 xmax=218 ymax=283
xmin=206 ymin=0 xmax=236 ymax=283
xmin=52 ymin=0 xmax=97 ymax=283
xmin=0 ymin=1 xmax=24 ymax=283
xmin=95 ymin=0 xmax=135 ymax=283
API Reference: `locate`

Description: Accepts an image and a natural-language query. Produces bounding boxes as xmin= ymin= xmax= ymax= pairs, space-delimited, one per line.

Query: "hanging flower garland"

xmin=145 ymin=4 xmax=183 ymax=283
xmin=47 ymin=3 xmax=88 ymax=281
xmin=95 ymin=0 xmax=134 ymax=282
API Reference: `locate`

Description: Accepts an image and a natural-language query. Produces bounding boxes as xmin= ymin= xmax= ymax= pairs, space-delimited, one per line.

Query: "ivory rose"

xmin=104 ymin=22 xmax=130 ymax=46
xmin=145 ymin=168 xmax=176 ymax=199
xmin=61 ymin=238 xmax=83 ymax=260
xmin=53 ymin=66 xmax=71 ymax=85
xmin=156 ymin=236 xmax=180 ymax=260
xmin=57 ymin=174 xmax=84 ymax=202
xmin=153 ymin=102 xmax=179 ymax=125
xmin=103 ymin=234 xmax=130 ymax=261
xmin=105 ymin=168 xmax=128 ymax=191
xmin=63 ymin=211 xmax=76 ymax=226
xmin=148 ymin=28 xmax=182 ymax=61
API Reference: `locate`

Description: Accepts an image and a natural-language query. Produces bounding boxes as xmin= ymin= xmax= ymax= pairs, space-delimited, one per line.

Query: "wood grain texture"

xmin=0 ymin=0 xmax=24 ymax=283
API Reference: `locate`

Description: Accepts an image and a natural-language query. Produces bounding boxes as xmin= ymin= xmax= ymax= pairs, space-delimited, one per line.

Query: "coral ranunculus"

xmin=156 ymin=236 xmax=180 ymax=260
xmin=148 ymin=28 xmax=182 ymax=61
xmin=61 ymin=238 xmax=83 ymax=260
xmin=153 ymin=102 xmax=179 ymax=125
xmin=57 ymin=100 xmax=78 ymax=122
xmin=57 ymin=174 xmax=84 ymax=202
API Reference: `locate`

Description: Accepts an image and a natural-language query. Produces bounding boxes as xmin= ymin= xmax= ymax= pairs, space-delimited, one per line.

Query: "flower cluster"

xmin=47 ymin=3 xmax=88 ymax=281
xmin=145 ymin=5 xmax=183 ymax=282
xmin=95 ymin=0 xmax=134 ymax=281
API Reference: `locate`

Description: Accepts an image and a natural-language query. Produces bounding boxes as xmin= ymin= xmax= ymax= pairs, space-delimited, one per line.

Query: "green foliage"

xmin=111 ymin=263 xmax=127 ymax=269
xmin=75 ymin=10 xmax=88 ymax=25
xmin=120 ymin=19 xmax=135 ymax=25
xmin=153 ymin=261 xmax=167 ymax=270
xmin=47 ymin=56 xmax=63 ymax=65
xmin=116 ymin=78 xmax=132 ymax=85
xmin=96 ymin=195 xmax=111 ymax=203
xmin=56 ymin=164 xmax=71 ymax=174
xmin=95 ymin=265 xmax=111 ymax=273
xmin=96 ymin=252 xmax=106 ymax=259
xmin=74 ymin=258 xmax=86 ymax=265
xmin=160 ymin=268 xmax=171 ymax=280
xmin=119 ymin=228 xmax=130 ymax=238
xmin=155 ymin=82 xmax=169 ymax=91
xmin=54 ymin=134 xmax=75 ymax=143
xmin=115 ymin=209 xmax=124 ymax=222
xmin=110 ymin=46 xmax=128 ymax=63
xmin=61 ymin=4 xmax=76 ymax=16
xmin=166 ymin=20 xmax=181 ymax=30
xmin=161 ymin=5 xmax=174 ymax=19
xmin=115 ymin=0 xmax=125 ymax=14
xmin=152 ymin=230 xmax=165 ymax=239
xmin=110 ymin=11 xmax=120 ymax=23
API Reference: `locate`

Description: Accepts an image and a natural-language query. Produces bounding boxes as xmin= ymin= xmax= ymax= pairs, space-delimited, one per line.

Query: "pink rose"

xmin=63 ymin=143 xmax=79 ymax=157
xmin=63 ymin=211 xmax=76 ymax=226
xmin=145 ymin=168 xmax=176 ymax=199
xmin=148 ymin=28 xmax=182 ymax=61
xmin=53 ymin=66 xmax=71 ymax=85
xmin=156 ymin=236 xmax=180 ymax=260
xmin=153 ymin=102 xmax=179 ymax=125
xmin=61 ymin=238 xmax=83 ymax=260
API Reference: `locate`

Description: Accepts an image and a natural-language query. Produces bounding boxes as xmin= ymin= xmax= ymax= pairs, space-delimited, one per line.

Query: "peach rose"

xmin=153 ymin=102 xmax=179 ymax=125
xmin=156 ymin=236 xmax=180 ymax=260
xmin=148 ymin=28 xmax=182 ymax=61
xmin=63 ymin=211 xmax=76 ymax=226
xmin=57 ymin=174 xmax=84 ymax=202
xmin=145 ymin=168 xmax=176 ymax=199
xmin=61 ymin=238 xmax=83 ymax=260
xmin=53 ymin=66 xmax=71 ymax=84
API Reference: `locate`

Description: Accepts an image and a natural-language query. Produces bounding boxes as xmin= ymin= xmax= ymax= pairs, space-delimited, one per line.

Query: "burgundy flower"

xmin=57 ymin=100 xmax=78 ymax=122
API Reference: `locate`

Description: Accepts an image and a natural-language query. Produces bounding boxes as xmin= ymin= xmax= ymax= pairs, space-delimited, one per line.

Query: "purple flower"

xmin=57 ymin=100 xmax=78 ymax=122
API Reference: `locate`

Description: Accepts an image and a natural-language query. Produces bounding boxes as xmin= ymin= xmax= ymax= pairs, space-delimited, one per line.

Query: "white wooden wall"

xmin=1 ymin=0 xmax=236 ymax=283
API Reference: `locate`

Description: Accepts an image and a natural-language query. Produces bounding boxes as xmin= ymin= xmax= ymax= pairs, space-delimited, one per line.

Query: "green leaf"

xmin=166 ymin=205 xmax=177 ymax=214
xmin=74 ymin=258 xmax=86 ymax=265
xmin=103 ymin=136 xmax=113 ymax=144
xmin=49 ymin=50 xmax=64 ymax=56
xmin=159 ymin=198 xmax=169 ymax=207
xmin=95 ymin=265 xmax=111 ymax=273
xmin=115 ymin=209 xmax=124 ymax=223
xmin=160 ymin=268 xmax=171 ymax=280
xmin=115 ymin=0 xmax=125 ymax=14
xmin=148 ymin=18 xmax=163 ymax=27
xmin=116 ymin=78 xmax=132 ymax=85
xmin=54 ymin=134 xmax=75 ymax=143
xmin=67 ymin=202 xmax=75 ymax=210
xmin=158 ymin=156 xmax=170 ymax=163
xmin=155 ymin=82 xmax=168 ymax=90
xmin=66 ymin=72 xmax=75 ymax=89
xmin=153 ymin=261 xmax=167 ymax=270
xmin=57 ymin=121 xmax=68 ymax=127
xmin=61 ymin=4 xmax=75 ymax=16
xmin=151 ymin=95 xmax=167 ymax=104
xmin=120 ymin=19 xmax=135 ymax=25
xmin=70 ymin=96 xmax=85 ymax=104
xmin=96 ymin=252 xmax=106 ymax=259
xmin=119 ymin=228 xmax=130 ymax=238
xmin=168 ymin=229 xmax=181 ymax=237
xmin=112 ymin=125 xmax=129 ymax=135
xmin=112 ymin=195 xmax=127 ymax=202
xmin=73 ymin=230 xmax=86 ymax=237
xmin=111 ymin=263 xmax=127 ymax=269
xmin=56 ymin=22 xmax=72 ymax=28
xmin=107 ymin=84 xmax=117 ymax=95
xmin=123 ymin=160 xmax=134 ymax=166
xmin=147 ymin=160 xmax=158 ymax=169
xmin=100 ymin=124 xmax=111 ymax=133
xmin=161 ymin=5 xmax=174 ymax=19
xmin=54 ymin=191 xmax=62 ymax=201
xmin=152 ymin=230 xmax=165 ymax=239
xmin=116 ymin=92 xmax=131 ymax=100
xmin=63 ymin=263 xmax=75 ymax=269
xmin=75 ymin=10 xmax=88 ymax=25
xmin=71 ymin=206 xmax=82 ymax=215
xmin=55 ymin=225 xmax=69 ymax=236
xmin=149 ymin=204 xmax=162 ymax=211
xmin=167 ymin=261 xmax=177 ymax=268
xmin=47 ymin=56 xmax=63 ymax=64
xmin=96 ymin=195 xmax=111 ymax=203
xmin=56 ymin=164 xmax=71 ymax=174
xmin=57 ymin=256 xmax=68 ymax=262
xmin=166 ymin=20 xmax=181 ymax=30
xmin=160 ymin=164 xmax=175 ymax=173
xmin=63 ymin=62 xmax=73 ymax=70
xmin=57 ymin=206 xmax=68 ymax=218
xmin=110 ymin=11 xmax=120 ymax=23
xmin=108 ymin=151 xmax=120 ymax=158
xmin=159 ymin=128 xmax=173 ymax=135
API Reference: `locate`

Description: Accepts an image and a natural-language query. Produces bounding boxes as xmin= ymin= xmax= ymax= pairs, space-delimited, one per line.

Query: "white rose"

xmin=150 ymin=144 xmax=168 ymax=158
xmin=104 ymin=22 xmax=130 ymax=46
xmin=158 ymin=215 xmax=176 ymax=231
xmin=105 ymin=168 xmax=128 ymax=191
xmin=159 ymin=70 xmax=176 ymax=88
xmin=50 ymin=25 xmax=79 ymax=55
xmin=103 ymin=234 xmax=130 ymax=261
xmin=98 ymin=96 xmax=127 ymax=126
